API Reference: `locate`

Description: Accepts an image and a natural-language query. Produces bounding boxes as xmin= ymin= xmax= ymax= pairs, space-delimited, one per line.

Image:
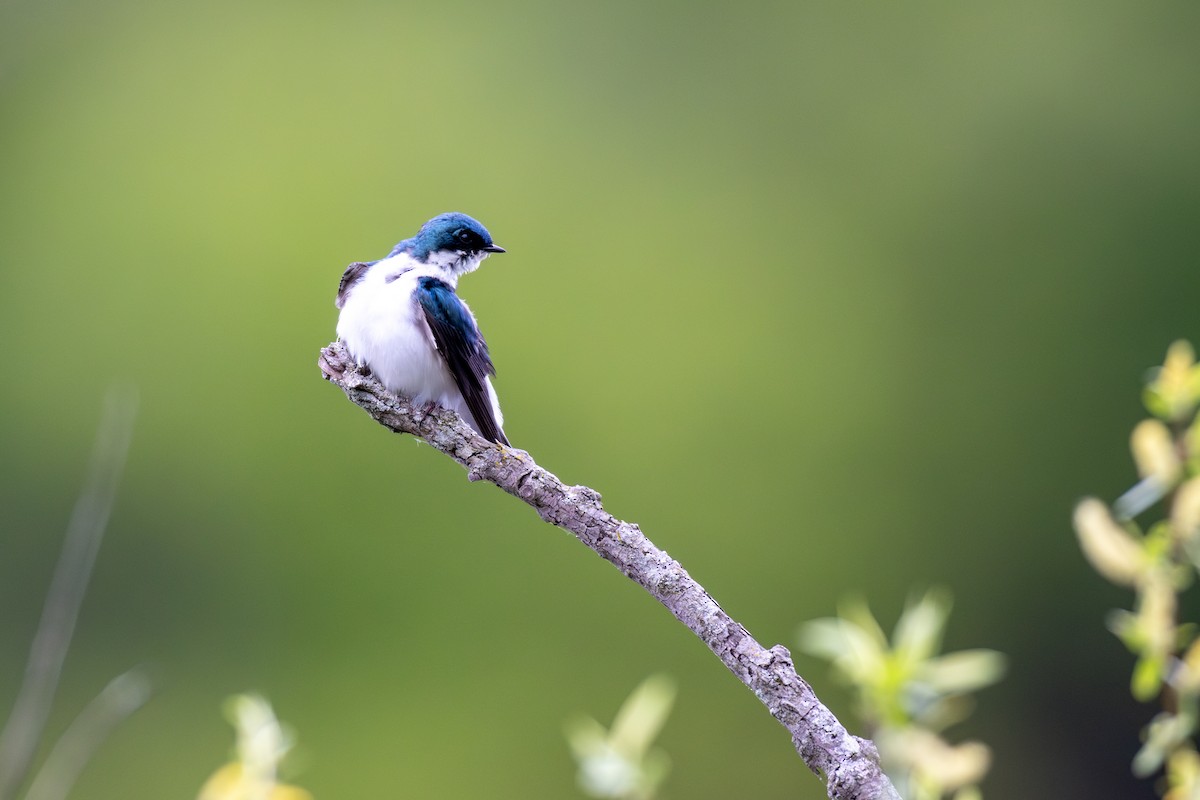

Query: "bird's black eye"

xmin=457 ymin=230 xmax=472 ymax=243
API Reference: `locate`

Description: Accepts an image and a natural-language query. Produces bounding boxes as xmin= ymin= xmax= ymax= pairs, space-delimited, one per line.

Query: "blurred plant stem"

xmin=0 ymin=387 xmax=144 ymax=800
xmin=23 ymin=671 xmax=150 ymax=800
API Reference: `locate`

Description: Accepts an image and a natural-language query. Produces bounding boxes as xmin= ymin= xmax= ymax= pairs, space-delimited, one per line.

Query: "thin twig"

xmin=0 ymin=387 xmax=138 ymax=800
xmin=319 ymin=341 xmax=899 ymax=800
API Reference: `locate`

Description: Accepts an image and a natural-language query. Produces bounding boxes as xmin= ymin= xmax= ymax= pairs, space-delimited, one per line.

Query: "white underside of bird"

xmin=335 ymin=253 xmax=504 ymax=435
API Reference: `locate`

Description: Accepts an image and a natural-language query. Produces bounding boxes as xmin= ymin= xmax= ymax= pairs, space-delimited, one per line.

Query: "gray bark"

xmin=319 ymin=341 xmax=901 ymax=800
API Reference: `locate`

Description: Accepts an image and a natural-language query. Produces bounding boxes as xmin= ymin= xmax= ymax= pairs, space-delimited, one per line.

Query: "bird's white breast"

xmin=335 ymin=255 xmax=460 ymax=406
xmin=335 ymin=255 xmax=504 ymax=433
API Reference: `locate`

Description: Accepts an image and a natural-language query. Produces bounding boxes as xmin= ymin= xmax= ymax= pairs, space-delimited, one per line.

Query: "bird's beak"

xmin=484 ymin=244 xmax=506 ymax=254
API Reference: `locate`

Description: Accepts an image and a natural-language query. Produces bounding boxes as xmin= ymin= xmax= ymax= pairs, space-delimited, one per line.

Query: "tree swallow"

xmin=335 ymin=212 xmax=509 ymax=445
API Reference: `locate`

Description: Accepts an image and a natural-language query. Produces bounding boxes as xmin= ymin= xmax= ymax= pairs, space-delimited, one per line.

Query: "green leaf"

xmin=609 ymin=675 xmax=676 ymax=758
xmin=894 ymin=589 xmax=952 ymax=665
xmin=918 ymin=650 xmax=1007 ymax=695
xmin=1105 ymin=608 xmax=1138 ymax=649
xmin=1132 ymin=653 xmax=1165 ymax=702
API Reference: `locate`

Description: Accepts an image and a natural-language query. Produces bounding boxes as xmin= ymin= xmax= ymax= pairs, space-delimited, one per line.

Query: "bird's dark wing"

xmin=335 ymin=261 xmax=376 ymax=309
xmin=415 ymin=276 xmax=508 ymax=445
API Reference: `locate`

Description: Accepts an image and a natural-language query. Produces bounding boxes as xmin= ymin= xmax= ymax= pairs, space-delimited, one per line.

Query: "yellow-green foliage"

xmin=1074 ymin=341 xmax=1200 ymax=794
xmin=798 ymin=589 xmax=1005 ymax=800
xmin=197 ymin=695 xmax=311 ymax=800
xmin=564 ymin=675 xmax=676 ymax=800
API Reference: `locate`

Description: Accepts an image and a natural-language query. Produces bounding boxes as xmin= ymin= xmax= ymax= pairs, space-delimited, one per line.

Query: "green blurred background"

xmin=2 ymin=1 xmax=1198 ymax=797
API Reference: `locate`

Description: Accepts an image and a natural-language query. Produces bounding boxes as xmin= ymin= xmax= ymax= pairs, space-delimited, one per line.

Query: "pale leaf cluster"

xmin=798 ymin=589 xmax=1004 ymax=800
xmin=1075 ymin=340 xmax=1200 ymax=796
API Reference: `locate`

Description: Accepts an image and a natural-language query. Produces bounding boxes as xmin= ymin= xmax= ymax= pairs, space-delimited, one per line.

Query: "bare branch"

xmin=319 ymin=341 xmax=900 ymax=800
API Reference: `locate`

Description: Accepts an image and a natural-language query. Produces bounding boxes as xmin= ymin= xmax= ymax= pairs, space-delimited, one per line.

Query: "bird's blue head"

xmin=395 ymin=212 xmax=505 ymax=274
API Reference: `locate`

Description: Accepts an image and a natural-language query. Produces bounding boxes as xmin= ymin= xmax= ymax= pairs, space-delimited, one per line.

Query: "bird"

xmin=335 ymin=212 xmax=509 ymax=445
